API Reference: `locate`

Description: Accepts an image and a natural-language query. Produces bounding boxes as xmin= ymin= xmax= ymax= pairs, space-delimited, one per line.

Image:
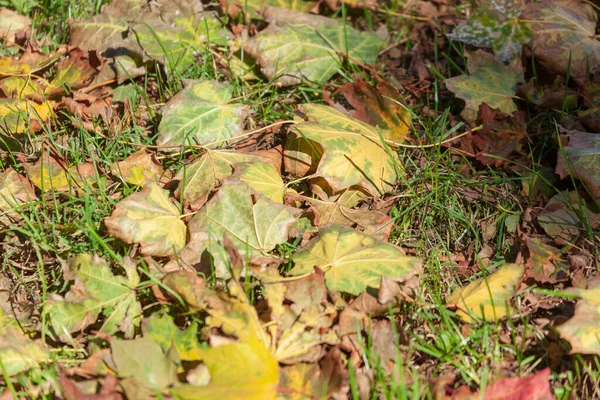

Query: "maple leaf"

xmin=233 ymin=162 xmax=286 ymax=204
xmin=0 ymin=168 xmax=36 ymax=226
xmin=23 ymin=152 xmax=98 ymax=193
xmin=244 ymin=12 xmax=383 ymax=86
xmin=556 ymin=281 xmax=600 ymax=355
xmin=447 ymin=263 xmax=524 ymax=322
xmin=445 ymin=50 xmax=523 ymax=123
xmin=0 ymin=98 xmax=54 ymax=136
xmin=290 ymin=225 xmax=422 ymax=295
xmin=456 ymin=368 xmax=554 ymax=399
xmin=521 ymin=0 xmax=600 ymax=83
xmin=556 ymin=129 xmax=600 ymax=202
xmin=286 ymin=104 xmax=401 ymax=195
xmin=143 ymin=312 xmax=201 ymax=361
xmin=537 ymin=191 xmax=599 ymax=240
xmin=105 ymin=182 xmax=187 ymax=257
xmin=156 ymin=80 xmax=249 ymax=151
xmin=448 ymin=0 xmax=531 ymax=62
xmin=111 ymin=148 xmax=169 ymax=186
xmin=523 ymin=237 xmax=569 ymax=284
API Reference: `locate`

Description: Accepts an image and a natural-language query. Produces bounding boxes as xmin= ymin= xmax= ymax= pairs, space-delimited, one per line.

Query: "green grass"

xmin=1 ymin=0 xmax=599 ymax=399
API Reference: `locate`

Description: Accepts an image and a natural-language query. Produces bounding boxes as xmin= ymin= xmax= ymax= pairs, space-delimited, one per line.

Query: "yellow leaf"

xmin=236 ymin=162 xmax=285 ymax=203
xmin=448 ymin=263 xmax=524 ymax=323
xmin=0 ymin=99 xmax=53 ymax=135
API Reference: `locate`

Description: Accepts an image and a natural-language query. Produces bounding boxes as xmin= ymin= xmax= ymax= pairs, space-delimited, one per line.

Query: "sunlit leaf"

xmin=235 ymin=162 xmax=285 ymax=203
xmin=447 ymin=263 xmax=524 ymax=322
xmin=221 ymin=0 xmax=313 ymax=21
xmin=105 ymin=183 xmax=187 ymax=257
xmin=112 ymin=148 xmax=169 ymax=186
xmin=0 ymin=98 xmax=53 ymax=135
xmin=556 ymin=282 xmax=600 ymax=355
xmin=290 ymin=225 xmax=422 ymax=295
xmin=0 ymin=8 xmax=31 ymax=45
xmin=156 ymin=80 xmax=249 ymax=151
xmin=0 ymin=321 xmax=50 ymax=377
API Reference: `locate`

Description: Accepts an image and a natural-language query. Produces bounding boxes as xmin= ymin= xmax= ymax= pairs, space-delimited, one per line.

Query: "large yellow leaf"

xmin=170 ymin=336 xmax=279 ymax=400
xmin=287 ymin=104 xmax=401 ymax=195
xmin=105 ymin=183 xmax=187 ymax=257
xmin=447 ymin=263 xmax=524 ymax=323
xmin=290 ymin=225 xmax=422 ymax=295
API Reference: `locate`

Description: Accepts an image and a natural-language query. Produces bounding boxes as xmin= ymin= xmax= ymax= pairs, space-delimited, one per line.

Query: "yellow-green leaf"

xmin=444 ymin=50 xmax=523 ymax=123
xmin=556 ymin=283 xmax=600 ymax=355
xmin=290 ymin=225 xmax=422 ymax=295
xmin=157 ymin=80 xmax=249 ymax=150
xmin=0 ymin=167 xmax=36 ymax=226
xmin=170 ymin=336 xmax=278 ymax=400
xmin=236 ymin=162 xmax=285 ymax=203
xmin=0 ymin=99 xmax=53 ymax=135
xmin=0 ymin=323 xmax=49 ymax=377
xmin=112 ymin=148 xmax=168 ymax=186
xmin=105 ymin=183 xmax=187 ymax=257
xmin=144 ymin=312 xmax=202 ymax=361
xmin=447 ymin=263 xmax=524 ymax=322
xmin=0 ymin=8 xmax=31 ymax=45
xmin=287 ymin=104 xmax=401 ymax=195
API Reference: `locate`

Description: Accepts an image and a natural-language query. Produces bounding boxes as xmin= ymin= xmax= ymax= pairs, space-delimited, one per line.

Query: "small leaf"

xmin=111 ymin=336 xmax=178 ymax=389
xmin=556 ymin=282 xmax=600 ymax=355
xmin=156 ymin=80 xmax=249 ymax=150
xmin=105 ymin=183 xmax=187 ymax=257
xmin=287 ymin=104 xmax=401 ymax=195
xmin=244 ymin=14 xmax=384 ymax=86
xmin=290 ymin=225 xmax=422 ymax=295
xmin=537 ymin=191 xmax=598 ymax=240
xmin=524 ymin=237 xmax=568 ymax=284
xmin=556 ymin=129 xmax=600 ymax=202
xmin=445 ymin=50 xmax=523 ymax=123
xmin=222 ymin=0 xmax=313 ymax=21
xmin=0 ymin=168 xmax=36 ymax=226
xmin=24 ymin=152 xmax=98 ymax=193
xmin=45 ymin=48 xmax=99 ymax=97
xmin=447 ymin=263 xmax=524 ymax=322
xmin=112 ymin=148 xmax=168 ymax=186
xmin=170 ymin=336 xmax=279 ymax=400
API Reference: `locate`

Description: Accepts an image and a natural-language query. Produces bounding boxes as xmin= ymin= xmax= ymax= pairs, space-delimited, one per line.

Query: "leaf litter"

xmin=0 ymin=0 xmax=599 ymax=398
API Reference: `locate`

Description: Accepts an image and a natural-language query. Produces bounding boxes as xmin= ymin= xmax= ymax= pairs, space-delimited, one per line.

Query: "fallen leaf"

xmin=286 ymin=104 xmax=401 ymax=195
xmin=521 ymin=0 xmax=600 ymax=83
xmin=556 ymin=129 xmax=600 ymax=202
xmin=524 ymin=237 xmax=568 ymax=284
xmin=45 ymin=48 xmax=100 ymax=97
xmin=537 ymin=191 xmax=598 ymax=240
xmin=333 ymin=79 xmax=412 ymax=143
xmin=0 ymin=98 xmax=54 ymax=135
xmin=234 ymin=162 xmax=285 ymax=203
xmin=448 ymin=0 xmax=530 ymax=62
xmin=170 ymin=335 xmax=279 ymax=400
xmin=0 ymin=8 xmax=31 ymax=45
xmin=24 ymin=152 xmax=98 ymax=193
xmin=59 ymin=374 xmax=123 ymax=400
xmin=290 ymin=225 xmax=422 ymax=295
xmin=170 ymin=181 xmax=297 ymax=278
xmin=156 ymin=80 xmax=250 ymax=151
xmin=143 ymin=312 xmax=201 ymax=361
xmin=112 ymin=148 xmax=169 ymax=186
xmin=556 ymin=281 xmax=600 ymax=355
xmin=448 ymin=263 xmax=524 ymax=322
xmin=221 ymin=0 xmax=313 ymax=21
xmin=0 ymin=314 xmax=50 ymax=377
xmin=454 ymin=368 xmax=554 ymax=399
xmin=445 ymin=50 xmax=523 ymax=123
xmin=45 ymin=254 xmax=142 ymax=341
xmin=111 ymin=336 xmax=178 ymax=389
xmin=244 ymin=11 xmax=384 ymax=86
xmin=133 ymin=13 xmax=230 ymax=74
xmin=0 ymin=168 xmax=36 ymax=226
xmin=105 ymin=183 xmax=187 ymax=257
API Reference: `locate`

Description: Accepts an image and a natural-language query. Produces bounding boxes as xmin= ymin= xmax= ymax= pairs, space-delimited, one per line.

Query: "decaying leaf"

xmin=524 ymin=237 xmax=568 ymax=283
xmin=556 ymin=281 xmax=600 ymax=355
xmin=537 ymin=191 xmax=598 ymax=240
xmin=286 ymin=104 xmax=401 ymax=195
xmin=221 ymin=0 xmax=313 ymax=21
xmin=333 ymin=79 xmax=412 ymax=144
xmin=170 ymin=335 xmax=279 ymax=400
xmin=521 ymin=0 xmax=600 ymax=83
xmin=290 ymin=225 xmax=422 ymax=295
xmin=45 ymin=254 xmax=141 ymax=341
xmin=144 ymin=312 xmax=201 ymax=361
xmin=454 ymin=368 xmax=554 ymax=399
xmin=0 ymin=8 xmax=31 ymax=45
xmin=170 ymin=181 xmax=297 ymax=278
xmin=24 ymin=152 xmax=98 ymax=193
xmin=556 ymin=129 xmax=600 ymax=201
xmin=445 ymin=50 xmax=523 ymax=123
xmin=44 ymin=48 xmax=100 ymax=97
xmin=448 ymin=263 xmax=524 ymax=322
xmin=448 ymin=0 xmax=530 ymax=62
xmin=157 ymin=80 xmax=249 ymax=151
xmin=112 ymin=148 xmax=169 ymax=186
xmin=0 ymin=168 xmax=36 ymax=226
xmin=105 ymin=182 xmax=187 ymax=257
xmin=176 ymin=147 xmax=282 ymax=210
xmin=0 ymin=311 xmax=50 ymax=377
xmin=0 ymin=98 xmax=53 ymax=135
xmin=133 ymin=13 xmax=230 ymax=74
xmin=244 ymin=10 xmax=384 ymax=86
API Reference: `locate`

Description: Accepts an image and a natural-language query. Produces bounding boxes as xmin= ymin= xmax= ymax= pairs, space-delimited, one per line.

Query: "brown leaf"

xmin=523 ymin=236 xmax=569 ymax=284
xmin=555 ymin=129 xmax=600 ymax=202
xmin=111 ymin=148 xmax=169 ymax=186
xmin=59 ymin=374 xmax=122 ymax=400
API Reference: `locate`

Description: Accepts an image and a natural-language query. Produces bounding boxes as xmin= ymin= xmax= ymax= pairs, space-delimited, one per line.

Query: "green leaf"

xmin=45 ymin=254 xmax=142 ymax=341
xmin=170 ymin=336 xmax=278 ymax=400
xmin=171 ymin=181 xmax=297 ymax=278
xmin=144 ymin=312 xmax=202 ymax=361
xmin=105 ymin=182 xmax=187 ymax=257
xmin=157 ymin=80 xmax=249 ymax=151
xmin=223 ymin=0 xmax=313 ymax=21
xmin=244 ymin=16 xmax=384 ymax=86
xmin=133 ymin=14 xmax=230 ymax=74
xmin=235 ymin=162 xmax=285 ymax=203
xmin=112 ymin=336 xmax=178 ymax=389
xmin=521 ymin=0 xmax=600 ymax=81
xmin=448 ymin=0 xmax=531 ymax=62
xmin=290 ymin=225 xmax=422 ymax=295
xmin=447 ymin=263 xmax=524 ymax=322
xmin=556 ymin=283 xmax=600 ymax=355
xmin=445 ymin=50 xmax=523 ymax=123
xmin=556 ymin=129 xmax=600 ymax=202
xmin=287 ymin=104 xmax=401 ymax=195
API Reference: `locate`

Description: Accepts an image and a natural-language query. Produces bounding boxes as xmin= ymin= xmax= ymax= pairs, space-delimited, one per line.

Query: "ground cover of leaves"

xmin=0 ymin=0 xmax=599 ymax=398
